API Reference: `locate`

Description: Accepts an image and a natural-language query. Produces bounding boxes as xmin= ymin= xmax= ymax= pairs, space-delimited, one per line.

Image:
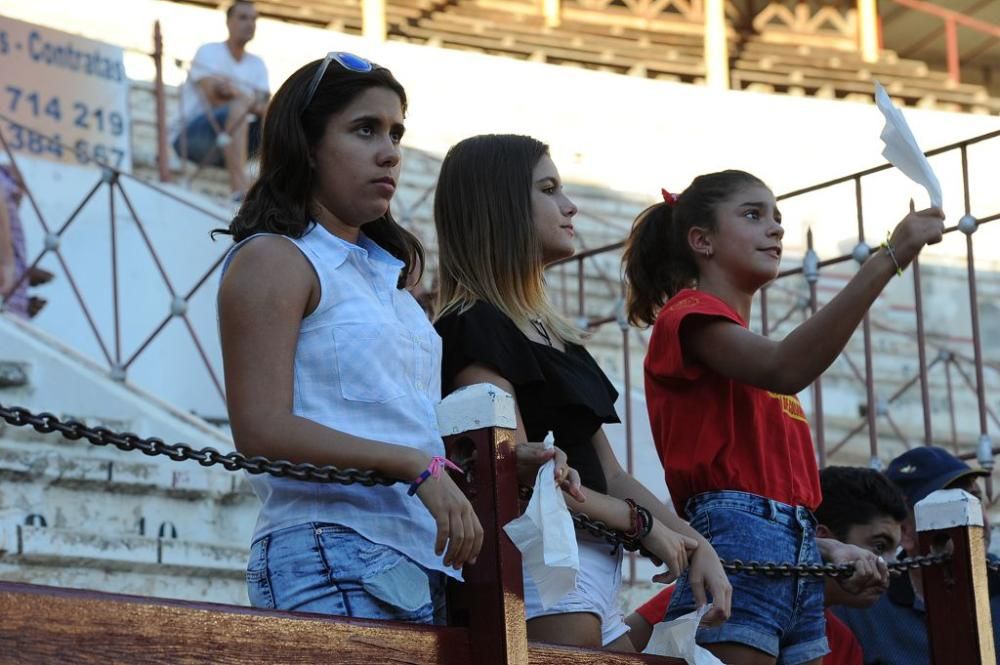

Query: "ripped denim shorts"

xmin=247 ymin=522 xmax=446 ymax=624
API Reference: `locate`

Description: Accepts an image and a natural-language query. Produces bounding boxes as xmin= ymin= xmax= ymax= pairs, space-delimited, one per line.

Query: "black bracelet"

xmin=636 ymin=505 xmax=654 ymax=539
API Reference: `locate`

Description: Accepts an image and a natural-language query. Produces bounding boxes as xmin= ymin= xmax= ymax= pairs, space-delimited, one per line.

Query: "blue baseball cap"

xmin=885 ymin=446 xmax=989 ymax=506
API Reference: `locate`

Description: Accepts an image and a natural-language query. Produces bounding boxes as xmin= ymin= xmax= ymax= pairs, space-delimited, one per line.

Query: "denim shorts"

xmin=522 ymin=534 xmax=628 ymax=646
xmin=172 ymin=105 xmax=261 ymax=167
xmin=247 ymin=522 xmax=446 ymax=624
xmin=665 ymin=491 xmax=829 ymax=665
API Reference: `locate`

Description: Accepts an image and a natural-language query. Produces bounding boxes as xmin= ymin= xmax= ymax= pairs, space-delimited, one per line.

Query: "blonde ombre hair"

xmin=433 ymin=134 xmax=586 ymax=345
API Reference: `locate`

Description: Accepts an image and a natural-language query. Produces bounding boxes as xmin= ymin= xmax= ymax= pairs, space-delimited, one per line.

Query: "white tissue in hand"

xmin=874 ymin=81 xmax=942 ymax=208
xmin=502 ymin=458 xmax=578 ymax=608
xmin=643 ymin=603 xmax=726 ymax=665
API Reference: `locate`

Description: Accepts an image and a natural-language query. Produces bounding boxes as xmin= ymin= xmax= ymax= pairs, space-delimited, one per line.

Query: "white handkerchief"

xmin=874 ymin=81 xmax=943 ymax=208
xmin=643 ymin=603 xmax=726 ymax=665
xmin=502 ymin=457 xmax=578 ymax=609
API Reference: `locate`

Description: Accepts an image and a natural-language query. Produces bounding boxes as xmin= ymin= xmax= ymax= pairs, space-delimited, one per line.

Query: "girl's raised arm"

xmin=685 ymin=207 xmax=944 ymax=394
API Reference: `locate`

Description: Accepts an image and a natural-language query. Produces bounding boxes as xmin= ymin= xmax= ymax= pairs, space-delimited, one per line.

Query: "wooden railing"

xmin=0 ymin=385 xmax=996 ymax=663
xmin=0 ymin=384 xmax=684 ymax=665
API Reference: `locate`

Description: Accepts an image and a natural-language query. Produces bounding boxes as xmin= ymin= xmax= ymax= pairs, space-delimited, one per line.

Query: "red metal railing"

xmin=886 ymin=0 xmax=1000 ymax=84
xmin=0 ymin=117 xmax=231 ymax=405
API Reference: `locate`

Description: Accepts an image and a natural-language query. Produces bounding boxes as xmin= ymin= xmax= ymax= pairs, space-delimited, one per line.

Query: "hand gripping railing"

xmin=0 ymin=386 xmax=686 ymax=664
xmin=0 ymin=390 xmax=987 ymax=664
xmin=0 ymin=399 xmax=957 ymax=581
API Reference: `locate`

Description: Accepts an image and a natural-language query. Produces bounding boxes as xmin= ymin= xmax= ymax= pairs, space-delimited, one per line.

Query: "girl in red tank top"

xmin=621 ymin=170 xmax=944 ymax=665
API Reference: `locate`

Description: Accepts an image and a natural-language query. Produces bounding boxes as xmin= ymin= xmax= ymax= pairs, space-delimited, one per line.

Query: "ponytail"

xmin=622 ymin=169 xmax=768 ymax=327
xmin=622 ymin=203 xmax=697 ymax=327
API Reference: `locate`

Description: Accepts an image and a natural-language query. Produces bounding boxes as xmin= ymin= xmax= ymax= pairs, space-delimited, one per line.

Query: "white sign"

xmin=0 ymin=16 xmax=131 ymax=171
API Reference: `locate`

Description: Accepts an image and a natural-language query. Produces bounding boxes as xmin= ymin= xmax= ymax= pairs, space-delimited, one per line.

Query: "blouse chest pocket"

xmin=332 ymin=323 xmax=408 ymax=403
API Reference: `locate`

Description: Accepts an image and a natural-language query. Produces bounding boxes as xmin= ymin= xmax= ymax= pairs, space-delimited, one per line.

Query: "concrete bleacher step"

xmin=0 ymin=444 xmax=250 ymax=499
xmin=0 ymin=521 xmax=245 ymax=577
xmin=0 ymin=305 xmax=255 ymax=607
xmin=161 ymin=0 xmax=997 ymax=115
xmin=0 ymin=521 xmax=249 ymax=604
xmin=0 ymin=422 xmax=257 ymax=603
xmin=0 ymin=468 xmax=255 ymax=546
xmin=0 ymin=405 xmax=257 ymax=538
xmin=730 ymin=64 xmax=1000 ymax=114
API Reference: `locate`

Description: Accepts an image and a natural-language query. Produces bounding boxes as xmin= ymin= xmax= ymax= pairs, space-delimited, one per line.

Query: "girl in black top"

xmin=433 ymin=134 xmax=731 ymax=650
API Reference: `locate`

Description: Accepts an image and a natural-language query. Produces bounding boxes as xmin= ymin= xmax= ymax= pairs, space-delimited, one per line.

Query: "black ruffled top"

xmin=435 ymin=301 xmax=620 ymax=494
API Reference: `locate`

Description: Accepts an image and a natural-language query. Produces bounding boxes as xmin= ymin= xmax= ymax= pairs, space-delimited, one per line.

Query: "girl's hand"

xmin=643 ymin=520 xmax=699 ymax=585
xmin=676 ymin=545 xmax=732 ymax=627
xmin=515 ymin=443 xmax=585 ymax=502
xmin=889 ymin=206 xmax=945 ymax=267
xmin=414 ymin=466 xmax=484 ymax=570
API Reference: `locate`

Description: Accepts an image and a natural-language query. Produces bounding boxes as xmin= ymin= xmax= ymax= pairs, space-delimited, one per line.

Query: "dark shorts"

xmin=665 ymin=491 xmax=830 ymax=665
xmin=173 ymin=104 xmax=261 ymax=167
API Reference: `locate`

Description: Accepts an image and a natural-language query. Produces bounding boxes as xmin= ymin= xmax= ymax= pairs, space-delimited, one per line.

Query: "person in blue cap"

xmin=833 ymin=446 xmax=998 ymax=664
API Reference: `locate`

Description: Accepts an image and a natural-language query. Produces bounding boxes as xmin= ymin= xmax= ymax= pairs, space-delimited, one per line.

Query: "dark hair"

xmin=226 ymin=1 xmax=254 ymax=19
xmin=815 ymin=466 xmax=909 ymax=541
xmin=217 ymin=58 xmax=423 ymax=287
xmin=621 ymin=169 xmax=766 ymax=326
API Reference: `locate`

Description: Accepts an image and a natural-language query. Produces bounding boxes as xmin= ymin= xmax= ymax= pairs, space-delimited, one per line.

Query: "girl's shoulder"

xmin=436 ymin=300 xmax=545 ymax=388
xmin=435 ymin=300 xmax=519 ymax=337
xmin=222 ymin=234 xmax=312 ymax=283
xmin=655 ymin=289 xmax=745 ymax=331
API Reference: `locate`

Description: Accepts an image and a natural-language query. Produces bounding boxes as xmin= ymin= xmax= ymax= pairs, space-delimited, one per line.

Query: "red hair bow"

xmin=661 ymin=188 xmax=678 ymax=206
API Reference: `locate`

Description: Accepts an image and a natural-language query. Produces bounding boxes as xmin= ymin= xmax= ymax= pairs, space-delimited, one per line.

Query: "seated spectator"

xmin=173 ymin=0 xmax=270 ymax=198
xmin=627 ymin=466 xmax=908 ymax=665
xmin=834 ymin=446 xmax=1000 ymax=664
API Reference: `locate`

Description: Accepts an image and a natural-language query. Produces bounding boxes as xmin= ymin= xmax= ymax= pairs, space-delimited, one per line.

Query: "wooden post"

xmin=542 ymin=0 xmax=561 ymax=28
xmin=437 ymin=384 xmax=528 ymax=665
xmin=362 ymin=0 xmax=387 ymax=42
xmin=916 ymin=489 xmax=996 ymax=665
xmin=152 ymin=21 xmax=170 ymax=183
xmin=0 ymin=581 xmax=473 ymax=663
xmin=856 ymin=0 xmax=879 ymax=63
xmin=0 ymin=378 xmax=687 ymax=664
xmin=703 ymin=0 xmax=729 ymax=90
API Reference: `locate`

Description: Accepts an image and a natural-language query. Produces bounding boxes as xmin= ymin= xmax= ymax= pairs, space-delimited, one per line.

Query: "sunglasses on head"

xmin=302 ymin=51 xmax=376 ymax=112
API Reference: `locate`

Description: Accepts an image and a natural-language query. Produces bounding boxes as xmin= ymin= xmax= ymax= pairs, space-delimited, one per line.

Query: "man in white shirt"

xmin=172 ymin=1 xmax=270 ymax=197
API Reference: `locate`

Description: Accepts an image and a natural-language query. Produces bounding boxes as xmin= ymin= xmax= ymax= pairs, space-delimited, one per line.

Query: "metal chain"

xmin=0 ymin=404 xmax=397 ymax=487
xmin=0 ymin=403 xmax=974 ymax=578
xmin=572 ymin=511 xmax=954 ymax=578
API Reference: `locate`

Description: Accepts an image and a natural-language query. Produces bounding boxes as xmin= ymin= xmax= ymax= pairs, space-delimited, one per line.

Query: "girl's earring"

xmin=705 ymin=249 xmax=713 ymax=258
